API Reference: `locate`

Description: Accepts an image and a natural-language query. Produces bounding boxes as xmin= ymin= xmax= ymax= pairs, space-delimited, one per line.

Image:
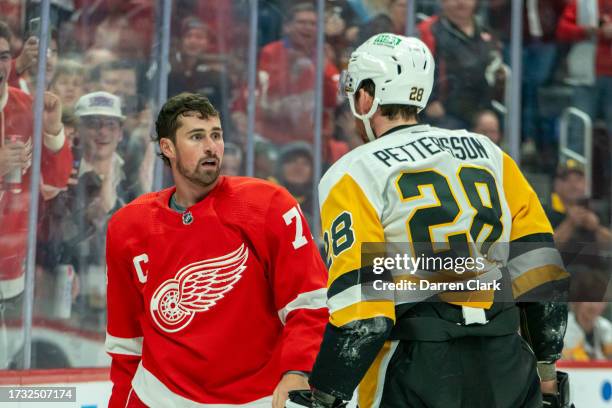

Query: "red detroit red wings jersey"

xmin=105 ymin=176 xmax=328 ymax=407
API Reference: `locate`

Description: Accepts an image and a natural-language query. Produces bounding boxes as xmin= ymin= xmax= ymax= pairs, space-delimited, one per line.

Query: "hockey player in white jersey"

xmin=286 ymin=33 xmax=572 ymax=408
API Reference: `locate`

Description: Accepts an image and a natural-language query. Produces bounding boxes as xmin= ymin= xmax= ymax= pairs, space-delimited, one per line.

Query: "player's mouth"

xmin=200 ymin=157 xmax=218 ymax=168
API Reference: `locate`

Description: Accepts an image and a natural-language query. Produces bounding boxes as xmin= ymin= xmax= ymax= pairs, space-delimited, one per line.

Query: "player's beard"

xmin=176 ymin=152 xmax=221 ymax=188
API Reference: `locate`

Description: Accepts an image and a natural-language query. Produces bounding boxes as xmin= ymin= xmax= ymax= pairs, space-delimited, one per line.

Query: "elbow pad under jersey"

xmin=309 ymin=316 xmax=394 ymax=401
xmin=519 ymin=301 xmax=568 ymax=362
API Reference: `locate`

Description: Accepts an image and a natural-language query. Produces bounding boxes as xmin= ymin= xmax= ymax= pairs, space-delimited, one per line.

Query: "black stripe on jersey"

xmin=509 ymin=232 xmax=555 ymax=260
xmin=328 ymin=265 xmax=394 ymax=299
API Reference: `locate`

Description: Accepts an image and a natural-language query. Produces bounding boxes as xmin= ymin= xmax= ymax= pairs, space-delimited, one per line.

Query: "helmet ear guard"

xmin=346 ymin=88 xmax=380 ymax=143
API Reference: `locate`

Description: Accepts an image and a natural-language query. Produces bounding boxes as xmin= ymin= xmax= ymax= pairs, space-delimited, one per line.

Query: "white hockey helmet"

xmin=341 ymin=33 xmax=435 ymax=142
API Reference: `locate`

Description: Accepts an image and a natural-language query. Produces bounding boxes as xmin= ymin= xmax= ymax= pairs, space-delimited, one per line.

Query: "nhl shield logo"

xmin=150 ymin=244 xmax=248 ymax=333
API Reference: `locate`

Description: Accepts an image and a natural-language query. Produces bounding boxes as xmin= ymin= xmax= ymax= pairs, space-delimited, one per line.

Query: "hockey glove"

xmin=285 ymin=390 xmax=347 ymax=408
xmin=542 ymin=371 xmax=575 ymax=408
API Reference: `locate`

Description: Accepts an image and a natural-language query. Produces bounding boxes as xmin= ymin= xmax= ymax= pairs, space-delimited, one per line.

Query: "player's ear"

xmin=159 ymin=137 xmax=176 ymax=160
xmin=356 ymin=88 xmax=373 ymax=115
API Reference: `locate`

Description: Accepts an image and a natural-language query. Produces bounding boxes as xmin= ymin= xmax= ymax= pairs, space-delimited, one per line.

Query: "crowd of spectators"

xmin=0 ymin=0 xmax=610 ymax=369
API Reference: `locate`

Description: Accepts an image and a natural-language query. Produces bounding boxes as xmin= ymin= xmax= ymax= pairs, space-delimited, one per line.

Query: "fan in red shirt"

xmin=0 ymin=21 xmax=71 ymax=301
xmin=254 ymin=3 xmax=339 ymax=147
xmin=105 ymin=92 xmax=329 ymax=407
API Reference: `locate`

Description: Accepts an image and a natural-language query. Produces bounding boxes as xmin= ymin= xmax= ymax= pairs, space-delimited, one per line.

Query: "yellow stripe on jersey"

xmin=512 ymin=264 xmax=569 ymax=298
xmin=331 ymin=300 xmax=396 ymax=328
xmin=440 ymin=290 xmax=494 ymax=309
xmin=502 ymin=153 xmax=553 ymax=240
xmin=358 ymin=341 xmax=394 ymax=408
xmin=320 ymin=174 xmax=390 ymax=327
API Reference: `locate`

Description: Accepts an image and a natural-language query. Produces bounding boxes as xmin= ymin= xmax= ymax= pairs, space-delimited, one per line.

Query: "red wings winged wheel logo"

xmin=150 ymin=244 xmax=249 ymax=333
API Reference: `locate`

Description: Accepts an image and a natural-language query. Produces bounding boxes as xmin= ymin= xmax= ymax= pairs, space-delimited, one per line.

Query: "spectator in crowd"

xmin=522 ymin=1 xmax=566 ymax=152
xmin=220 ymin=142 xmax=243 ymax=176
xmin=357 ymin=0 xmax=407 ymax=44
xmin=89 ymin=60 xmax=140 ymax=123
xmin=9 ymin=32 xmax=58 ymax=94
xmin=168 ymin=17 xmax=226 ymax=111
xmin=81 ymin=47 xmax=116 ymax=76
xmin=42 ymin=91 xmax=127 ymax=329
xmin=488 ymin=1 xmax=565 ymax=153
xmin=0 ymin=21 xmax=71 ymax=366
xmin=324 ymin=0 xmax=360 ymax=69
xmin=73 ymin=0 xmax=154 ymax=60
xmin=472 ymin=109 xmax=502 ymax=145
xmin=557 ymin=0 xmax=612 ymax=135
xmin=257 ymin=0 xmax=284 ymax=47
xmin=563 ymin=302 xmax=612 ymax=360
xmin=255 ymin=140 xmax=278 ymax=180
xmin=352 ymin=0 xmax=402 ymax=23
xmin=273 ymin=142 xmax=315 ymax=225
xmin=333 ymin=101 xmax=360 ymax=153
xmin=545 ymin=159 xmax=612 ymax=272
xmin=49 ymin=59 xmax=84 ymax=110
xmin=419 ymin=0 xmax=506 ymax=129
xmin=89 ymin=60 xmax=149 ymax=201
xmin=547 ymin=160 xmax=612 ymax=245
xmin=254 ymin=3 xmax=339 ymax=150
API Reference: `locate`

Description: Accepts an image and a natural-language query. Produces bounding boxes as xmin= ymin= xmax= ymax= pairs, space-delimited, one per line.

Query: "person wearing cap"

xmin=74 ymin=90 xmax=127 ymax=215
xmin=40 ymin=91 xmax=128 ymax=319
xmin=547 ymin=160 xmax=612 ymax=247
xmin=545 ymin=160 xmax=612 ymax=275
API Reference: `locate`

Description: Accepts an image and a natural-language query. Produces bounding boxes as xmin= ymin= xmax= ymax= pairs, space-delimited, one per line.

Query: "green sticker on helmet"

xmin=372 ymin=34 xmax=402 ymax=47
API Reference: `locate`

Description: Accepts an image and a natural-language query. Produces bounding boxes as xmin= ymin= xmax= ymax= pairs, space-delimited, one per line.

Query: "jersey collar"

xmin=378 ymin=123 xmax=430 ymax=138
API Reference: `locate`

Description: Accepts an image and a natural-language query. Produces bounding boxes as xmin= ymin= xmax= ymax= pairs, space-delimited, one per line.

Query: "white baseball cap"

xmin=74 ymin=91 xmax=125 ymax=120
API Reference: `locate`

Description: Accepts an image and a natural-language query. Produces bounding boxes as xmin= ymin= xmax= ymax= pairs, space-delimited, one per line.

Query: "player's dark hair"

xmin=155 ymin=92 xmax=220 ymax=167
xmin=359 ymin=79 xmax=419 ymax=121
xmin=0 ymin=21 xmax=13 ymax=44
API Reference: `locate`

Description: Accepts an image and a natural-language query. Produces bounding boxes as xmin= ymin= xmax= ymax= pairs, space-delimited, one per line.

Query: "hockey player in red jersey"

xmin=105 ymin=93 xmax=329 ymax=407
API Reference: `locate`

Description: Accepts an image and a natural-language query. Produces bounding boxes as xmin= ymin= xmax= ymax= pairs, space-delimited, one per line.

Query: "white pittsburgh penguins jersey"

xmin=318 ymin=124 xmax=568 ymax=408
xmin=318 ymin=124 xmax=567 ymax=327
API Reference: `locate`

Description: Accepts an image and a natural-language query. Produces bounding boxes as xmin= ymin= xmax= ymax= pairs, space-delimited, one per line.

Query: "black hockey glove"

xmin=285 ymin=390 xmax=347 ymax=408
xmin=542 ymin=371 xmax=575 ymax=408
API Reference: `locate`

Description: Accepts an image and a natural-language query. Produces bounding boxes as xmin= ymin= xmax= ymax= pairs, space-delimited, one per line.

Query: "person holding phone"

xmin=9 ymin=18 xmax=58 ymax=94
xmin=546 ymin=160 xmax=612 ymax=271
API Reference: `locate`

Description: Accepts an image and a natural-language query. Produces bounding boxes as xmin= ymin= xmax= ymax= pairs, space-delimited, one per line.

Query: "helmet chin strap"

xmin=348 ymin=95 xmax=380 ymax=143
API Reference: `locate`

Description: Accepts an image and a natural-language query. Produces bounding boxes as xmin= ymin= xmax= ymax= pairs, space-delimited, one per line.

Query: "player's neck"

xmin=374 ymin=117 xmax=419 ymax=138
xmin=173 ymin=176 xmax=220 ymax=208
